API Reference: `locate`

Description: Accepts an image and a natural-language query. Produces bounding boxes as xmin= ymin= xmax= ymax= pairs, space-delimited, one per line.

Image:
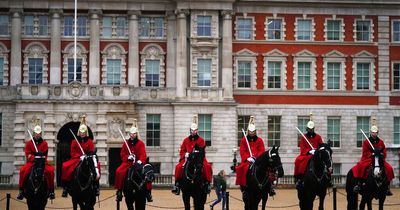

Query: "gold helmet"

xmin=78 ymin=115 xmax=88 ymax=136
xmin=247 ymin=116 xmax=256 ymax=133
xmin=130 ymin=119 xmax=138 ymax=134
xmin=370 ymin=117 xmax=378 ymax=133
xmin=33 ymin=118 xmax=42 ymax=134
xmin=191 ymin=115 xmax=198 ymax=130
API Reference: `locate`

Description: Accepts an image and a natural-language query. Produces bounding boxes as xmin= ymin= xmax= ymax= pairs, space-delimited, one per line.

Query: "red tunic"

xmin=174 ymin=136 xmax=213 ymax=182
xmin=61 ymin=138 xmax=101 ymax=182
xmin=352 ymin=138 xmax=394 ymax=181
xmin=294 ymin=133 xmax=324 ymax=176
xmin=114 ymin=139 xmax=152 ymax=190
xmin=235 ymin=136 xmax=265 ymax=186
xmin=19 ymin=139 xmax=55 ymax=189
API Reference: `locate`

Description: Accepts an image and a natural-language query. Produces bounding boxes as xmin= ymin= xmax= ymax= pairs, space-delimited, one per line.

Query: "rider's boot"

xmin=386 ymin=184 xmax=393 ymax=196
xmin=145 ymin=189 xmax=153 ymax=202
xmin=353 ymin=179 xmax=362 ymax=194
xmin=294 ymin=175 xmax=303 ymax=190
xmin=61 ymin=186 xmax=68 ymax=198
xmin=94 ymin=181 xmax=100 ymax=196
xmin=116 ymin=190 xmax=123 ymax=201
xmin=269 ymin=185 xmax=276 ymax=196
xmin=48 ymin=189 xmax=55 ymax=200
xmin=16 ymin=189 xmax=24 ymax=200
xmin=171 ymin=182 xmax=180 ymax=195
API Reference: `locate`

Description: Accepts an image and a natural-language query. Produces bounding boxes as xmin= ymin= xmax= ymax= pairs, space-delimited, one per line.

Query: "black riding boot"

xmin=48 ymin=189 xmax=55 ymax=200
xmin=16 ymin=189 xmax=24 ymax=200
xmin=171 ymin=182 xmax=180 ymax=195
xmin=269 ymin=185 xmax=276 ymax=196
xmin=145 ymin=189 xmax=153 ymax=202
xmin=94 ymin=181 xmax=100 ymax=196
xmin=61 ymin=187 xmax=68 ymax=198
xmin=116 ymin=190 xmax=123 ymax=201
xmin=295 ymin=175 xmax=303 ymax=190
xmin=386 ymin=184 xmax=393 ymax=196
xmin=353 ymin=179 xmax=363 ymax=194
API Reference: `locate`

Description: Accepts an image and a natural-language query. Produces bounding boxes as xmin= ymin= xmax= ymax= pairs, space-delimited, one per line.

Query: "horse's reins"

xmin=184 ymin=150 xmax=202 ymax=181
xmin=310 ymin=147 xmax=331 ymax=183
xmin=76 ymin=158 xmax=94 ymax=192
xmin=251 ymin=150 xmax=281 ymax=189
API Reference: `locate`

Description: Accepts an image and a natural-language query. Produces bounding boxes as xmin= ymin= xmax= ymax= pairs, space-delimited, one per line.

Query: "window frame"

xmin=106 ymin=59 xmax=121 ymax=85
xmin=0 ymin=15 xmax=10 ymax=36
xmin=139 ymin=16 xmax=166 ymax=39
xmin=145 ymin=59 xmax=160 ymax=87
xmin=237 ymin=115 xmax=251 ymax=147
xmin=392 ymin=61 xmax=400 ymax=90
xmin=236 ymin=16 xmax=254 ymax=40
xmin=352 ymin=51 xmax=376 ymax=91
xmin=267 ymin=116 xmax=281 ymax=147
xmin=196 ymin=15 xmax=212 ymax=37
xmin=356 ymin=116 xmax=370 ymax=147
xmin=394 ymin=117 xmax=400 ymax=145
xmin=234 ymin=49 xmax=258 ymax=90
xmin=295 ymin=18 xmax=314 ymax=41
xmin=197 ymin=58 xmax=212 ymax=87
xmin=146 ymin=114 xmax=161 ymax=147
xmin=297 ymin=116 xmax=309 ymax=147
xmin=265 ymin=17 xmax=284 ymax=41
xmin=67 ymin=58 xmax=82 ymax=83
xmin=236 ymin=60 xmax=252 ymax=89
xmin=325 ymin=18 xmax=344 ymax=42
xmin=354 ymin=19 xmax=373 ymax=42
xmin=62 ymin=15 xmax=88 ymax=37
xmin=327 ymin=116 xmax=341 ymax=148
xmin=392 ymin=20 xmax=400 ymax=43
xmin=198 ymin=114 xmax=212 ymax=147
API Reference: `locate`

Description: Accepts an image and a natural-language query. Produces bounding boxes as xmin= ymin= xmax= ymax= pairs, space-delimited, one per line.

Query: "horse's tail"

xmin=346 ymin=169 xmax=358 ymax=210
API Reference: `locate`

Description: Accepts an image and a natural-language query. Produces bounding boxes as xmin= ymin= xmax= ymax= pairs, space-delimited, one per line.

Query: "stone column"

xmin=221 ymin=10 xmax=233 ymax=100
xmin=89 ymin=10 xmax=101 ymax=85
xmin=10 ymin=9 xmax=22 ymax=86
xmin=50 ymin=9 xmax=62 ymax=84
xmin=175 ymin=10 xmax=188 ymax=98
xmin=128 ymin=11 xmax=140 ymax=87
xmin=166 ymin=11 xmax=176 ymax=88
xmin=377 ymin=16 xmax=390 ymax=108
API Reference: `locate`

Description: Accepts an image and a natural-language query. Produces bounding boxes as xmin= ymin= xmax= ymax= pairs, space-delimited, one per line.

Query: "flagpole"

xmin=73 ymin=0 xmax=77 ymax=81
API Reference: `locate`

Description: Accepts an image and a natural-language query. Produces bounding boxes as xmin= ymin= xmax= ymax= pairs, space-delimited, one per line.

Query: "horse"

xmin=23 ymin=155 xmax=49 ymax=210
xmin=179 ymin=145 xmax=209 ymax=210
xmin=123 ymin=159 xmax=155 ymax=210
xmin=346 ymin=147 xmax=388 ymax=210
xmin=67 ymin=153 xmax=99 ymax=210
xmin=241 ymin=145 xmax=284 ymax=210
xmin=297 ymin=142 xmax=333 ymax=210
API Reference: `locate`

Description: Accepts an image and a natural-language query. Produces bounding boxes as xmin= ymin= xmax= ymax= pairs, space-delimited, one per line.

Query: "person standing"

xmin=17 ymin=123 xmax=55 ymax=200
xmin=210 ymin=170 xmax=227 ymax=210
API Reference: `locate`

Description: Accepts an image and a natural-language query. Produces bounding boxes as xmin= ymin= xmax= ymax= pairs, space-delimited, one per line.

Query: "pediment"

xmin=323 ymin=50 xmax=347 ymax=58
xmin=234 ymin=48 xmax=258 ymax=57
xmin=352 ymin=50 xmax=376 ymax=58
xmin=262 ymin=49 xmax=288 ymax=57
xmin=293 ymin=49 xmax=316 ymax=57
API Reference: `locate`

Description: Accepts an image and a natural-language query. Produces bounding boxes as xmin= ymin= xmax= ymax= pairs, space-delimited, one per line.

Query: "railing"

xmin=153 ymin=174 xmax=173 ymax=187
xmin=0 ymin=175 xmax=12 ymax=186
xmin=277 ymin=175 xmax=346 ymax=187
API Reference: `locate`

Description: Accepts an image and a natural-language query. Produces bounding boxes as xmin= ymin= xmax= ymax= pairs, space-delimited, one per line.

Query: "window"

xmin=237 ymin=18 xmax=252 ymax=40
xmin=393 ymin=63 xmax=400 ymax=90
xmin=145 ymin=60 xmax=160 ymax=87
xmin=146 ymin=114 xmax=161 ymax=147
xmin=28 ymin=58 xmax=43 ymax=84
xmin=267 ymin=19 xmax=282 ymax=40
xmin=197 ymin=59 xmax=211 ymax=87
xmin=267 ymin=61 xmax=281 ymax=89
xmin=356 ymin=20 xmax=371 ymax=41
xmin=106 ymin=59 xmax=121 ymax=85
xmin=297 ymin=116 xmax=309 ymax=147
xmin=198 ymin=114 xmax=212 ymax=146
xmin=67 ymin=58 xmax=82 ymax=83
xmin=237 ymin=61 xmax=251 ymax=88
xmin=151 ymin=162 xmax=161 ymax=174
xmin=237 ymin=115 xmax=251 ymax=147
xmin=139 ymin=17 xmax=165 ymax=38
xmin=393 ymin=20 xmax=400 ymax=42
xmin=38 ymin=16 xmax=48 ymax=36
xmin=102 ymin=16 xmax=127 ymax=38
xmin=356 ymin=63 xmax=370 ymax=90
xmin=326 ymin=19 xmax=341 ymax=41
xmin=356 ymin=116 xmax=370 ymax=147
xmin=0 ymin=58 xmax=3 ymax=85
xmin=24 ymin=16 xmax=34 ymax=35
xmin=327 ymin=117 xmax=341 ymax=147
xmin=268 ymin=116 xmax=281 ymax=146
xmin=116 ymin=17 xmax=126 ymax=37
xmin=394 ymin=117 xmax=400 ymax=145
xmin=332 ymin=163 xmax=341 ymax=176
xmin=327 ymin=62 xmax=341 ymax=90
xmin=297 ymin=62 xmax=311 ymax=89
xmin=0 ymin=15 xmax=9 ymax=35
xmin=197 ymin=16 xmax=211 ymax=36
xmin=0 ymin=113 xmax=2 ymax=146
xmin=63 ymin=16 xmax=87 ymax=36
xmin=297 ymin=19 xmax=312 ymax=41
xmin=102 ymin=17 xmax=112 ymax=37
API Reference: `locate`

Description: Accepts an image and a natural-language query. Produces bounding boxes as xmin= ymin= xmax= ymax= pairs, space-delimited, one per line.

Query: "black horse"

xmin=297 ymin=142 xmax=333 ymax=210
xmin=346 ymin=148 xmax=388 ymax=210
xmin=241 ymin=145 xmax=284 ymax=210
xmin=179 ymin=145 xmax=209 ymax=210
xmin=123 ymin=160 xmax=155 ymax=210
xmin=67 ymin=153 xmax=98 ymax=210
xmin=23 ymin=155 xmax=49 ymax=210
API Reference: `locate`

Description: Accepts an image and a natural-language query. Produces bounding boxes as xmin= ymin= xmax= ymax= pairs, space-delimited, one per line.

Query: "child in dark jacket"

xmin=210 ymin=170 xmax=227 ymax=210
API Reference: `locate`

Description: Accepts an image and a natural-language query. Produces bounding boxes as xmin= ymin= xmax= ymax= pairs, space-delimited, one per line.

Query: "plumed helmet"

xmin=307 ymin=121 xmax=315 ymax=129
xmin=190 ymin=115 xmax=198 ymax=130
xmin=247 ymin=116 xmax=256 ymax=132
xmin=370 ymin=125 xmax=379 ymax=133
xmin=79 ymin=124 xmax=88 ymax=133
xmin=129 ymin=119 xmax=139 ymax=136
xmin=130 ymin=126 xmax=138 ymax=134
xmin=78 ymin=115 xmax=88 ymax=135
xmin=33 ymin=125 xmax=42 ymax=134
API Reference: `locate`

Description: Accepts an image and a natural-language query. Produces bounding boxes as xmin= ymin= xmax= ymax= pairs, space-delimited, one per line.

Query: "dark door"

xmin=108 ymin=148 xmax=121 ymax=186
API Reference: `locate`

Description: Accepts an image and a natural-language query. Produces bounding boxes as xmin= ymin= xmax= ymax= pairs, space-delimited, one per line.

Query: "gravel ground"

xmin=0 ymin=188 xmax=399 ymax=210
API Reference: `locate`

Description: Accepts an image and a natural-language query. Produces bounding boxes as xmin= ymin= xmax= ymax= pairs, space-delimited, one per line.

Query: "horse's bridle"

xmin=76 ymin=157 xmax=95 ymax=192
xmin=251 ymin=150 xmax=281 ymax=189
xmin=310 ymin=147 xmax=332 ymax=183
xmin=184 ymin=150 xmax=202 ymax=181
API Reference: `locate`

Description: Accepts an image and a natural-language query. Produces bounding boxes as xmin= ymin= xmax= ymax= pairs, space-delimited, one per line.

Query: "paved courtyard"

xmin=0 ymin=188 xmax=399 ymax=210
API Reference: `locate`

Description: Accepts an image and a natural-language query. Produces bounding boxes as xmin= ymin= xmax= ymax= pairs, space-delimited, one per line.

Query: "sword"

xmin=360 ymin=129 xmax=375 ymax=150
xmin=118 ymin=128 xmax=133 ymax=155
xmin=242 ymin=128 xmax=253 ymax=157
xmin=27 ymin=129 xmax=38 ymax=153
xmin=69 ymin=129 xmax=85 ymax=155
xmin=295 ymin=126 xmax=315 ymax=150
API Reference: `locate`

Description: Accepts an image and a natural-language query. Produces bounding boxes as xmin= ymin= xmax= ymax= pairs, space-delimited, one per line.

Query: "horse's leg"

xmin=182 ymin=192 xmax=191 ymax=210
xmin=378 ymin=196 xmax=386 ymax=210
xmin=72 ymin=199 xmax=78 ymax=210
xmin=297 ymin=188 xmax=305 ymax=210
xmin=319 ymin=193 xmax=326 ymax=210
xmin=359 ymin=196 xmax=366 ymax=210
xmin=366 ymin=199 xmax=373 ymax=210
xmin=261 ymin=195 xmax=268 ymax=210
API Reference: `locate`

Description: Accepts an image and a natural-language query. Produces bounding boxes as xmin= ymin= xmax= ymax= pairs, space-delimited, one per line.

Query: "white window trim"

xmin=263 ymin=49 xmax=288 ymax=90
xmin=392 ymin=61 xmax=400 ymax=91
xmin=353 ymin=18 xmax=374 ymax=42
xmin=22 ymin=42 xmax=49 ymax=84
xmin=101 ymin=15 xmax=128 ymax=38
xmin=295 ymin=16 xmax=315 ymax=41
xmin=293 ymin=49 xmax=316 ymax=90
xmin=264 ymin=16 xmax=286 ymax=41
xmin=391 ymin=19 xmax=400 ymax=43
xmin=0 ymin=43 xmax=9 ymax=86
xmin=233 ymin=49 xmax=258 ymax=90
xmin=101 ymin=43 xmax=127 ymax=85
xmin=324 ymin=17 xmax=344 ymax=42
xmin=235 ymin=16 xmax=255 ymax=40
xmin=62 ymin=14 xmax=89 ymax=37
xmin=327 ymin=116 xmax=341 ymax=148
xmin=140 ymin=44 xmax=166 ymax=87
xmin=62 ymin=43 xmax=88 ymax=84
xmin=139 ymin=16 xmax=166 ymax=40
xmin=22 ymin=14 xmax=50 ymax=37
xmin=322 ymin=50 xmax=347 ymax=91
xmin=352 ymin=50 xmax=376 ymax=91
xmin=191 ymin=11 xmax=218 ymax=38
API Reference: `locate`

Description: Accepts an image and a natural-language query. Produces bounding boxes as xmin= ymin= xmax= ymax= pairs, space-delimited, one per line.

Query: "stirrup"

xmin=16 ymin=192 xmax=24 ymax=200
xmin=61 ymin=189 xmax=68 ymax=198
xmin=171 ymin=185 xmax=180 ymax=195
xmin=116 ymin=190 xmax=123 ymax=201
xmin=48 ymin=192 xmax=55 ymax=200
xmin=386 ymin=189 xmax=393 ymax=196
xmin=146 ymin=193 xmax=153 ymax=202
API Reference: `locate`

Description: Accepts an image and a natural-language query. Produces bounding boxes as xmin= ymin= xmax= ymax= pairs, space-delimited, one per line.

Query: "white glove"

xmin=128 ymin=154 xmax=135 ymax=161
xmin=137 ymin=160 xmax=142 ymax=165
xmin=80 ymin=155 xmax=86 ymax=161
xmin=185 ymin=152 xmax=189 ymax=158
xmin=309 ymin=149 xmax=315 ymax=155
xmin=247 ymin=157 xmax=255 ymax=163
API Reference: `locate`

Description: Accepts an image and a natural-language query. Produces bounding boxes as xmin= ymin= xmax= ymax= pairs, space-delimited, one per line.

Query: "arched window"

xmin=140 ymin=44 xmax=165 ymax=87
xmin=62 ymin=43 xmax=88 ymax=84
xmin=101 ymin=44 xmax=127 ymax=85
xmin=22 ymin=42 xmax=49 ymax=84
